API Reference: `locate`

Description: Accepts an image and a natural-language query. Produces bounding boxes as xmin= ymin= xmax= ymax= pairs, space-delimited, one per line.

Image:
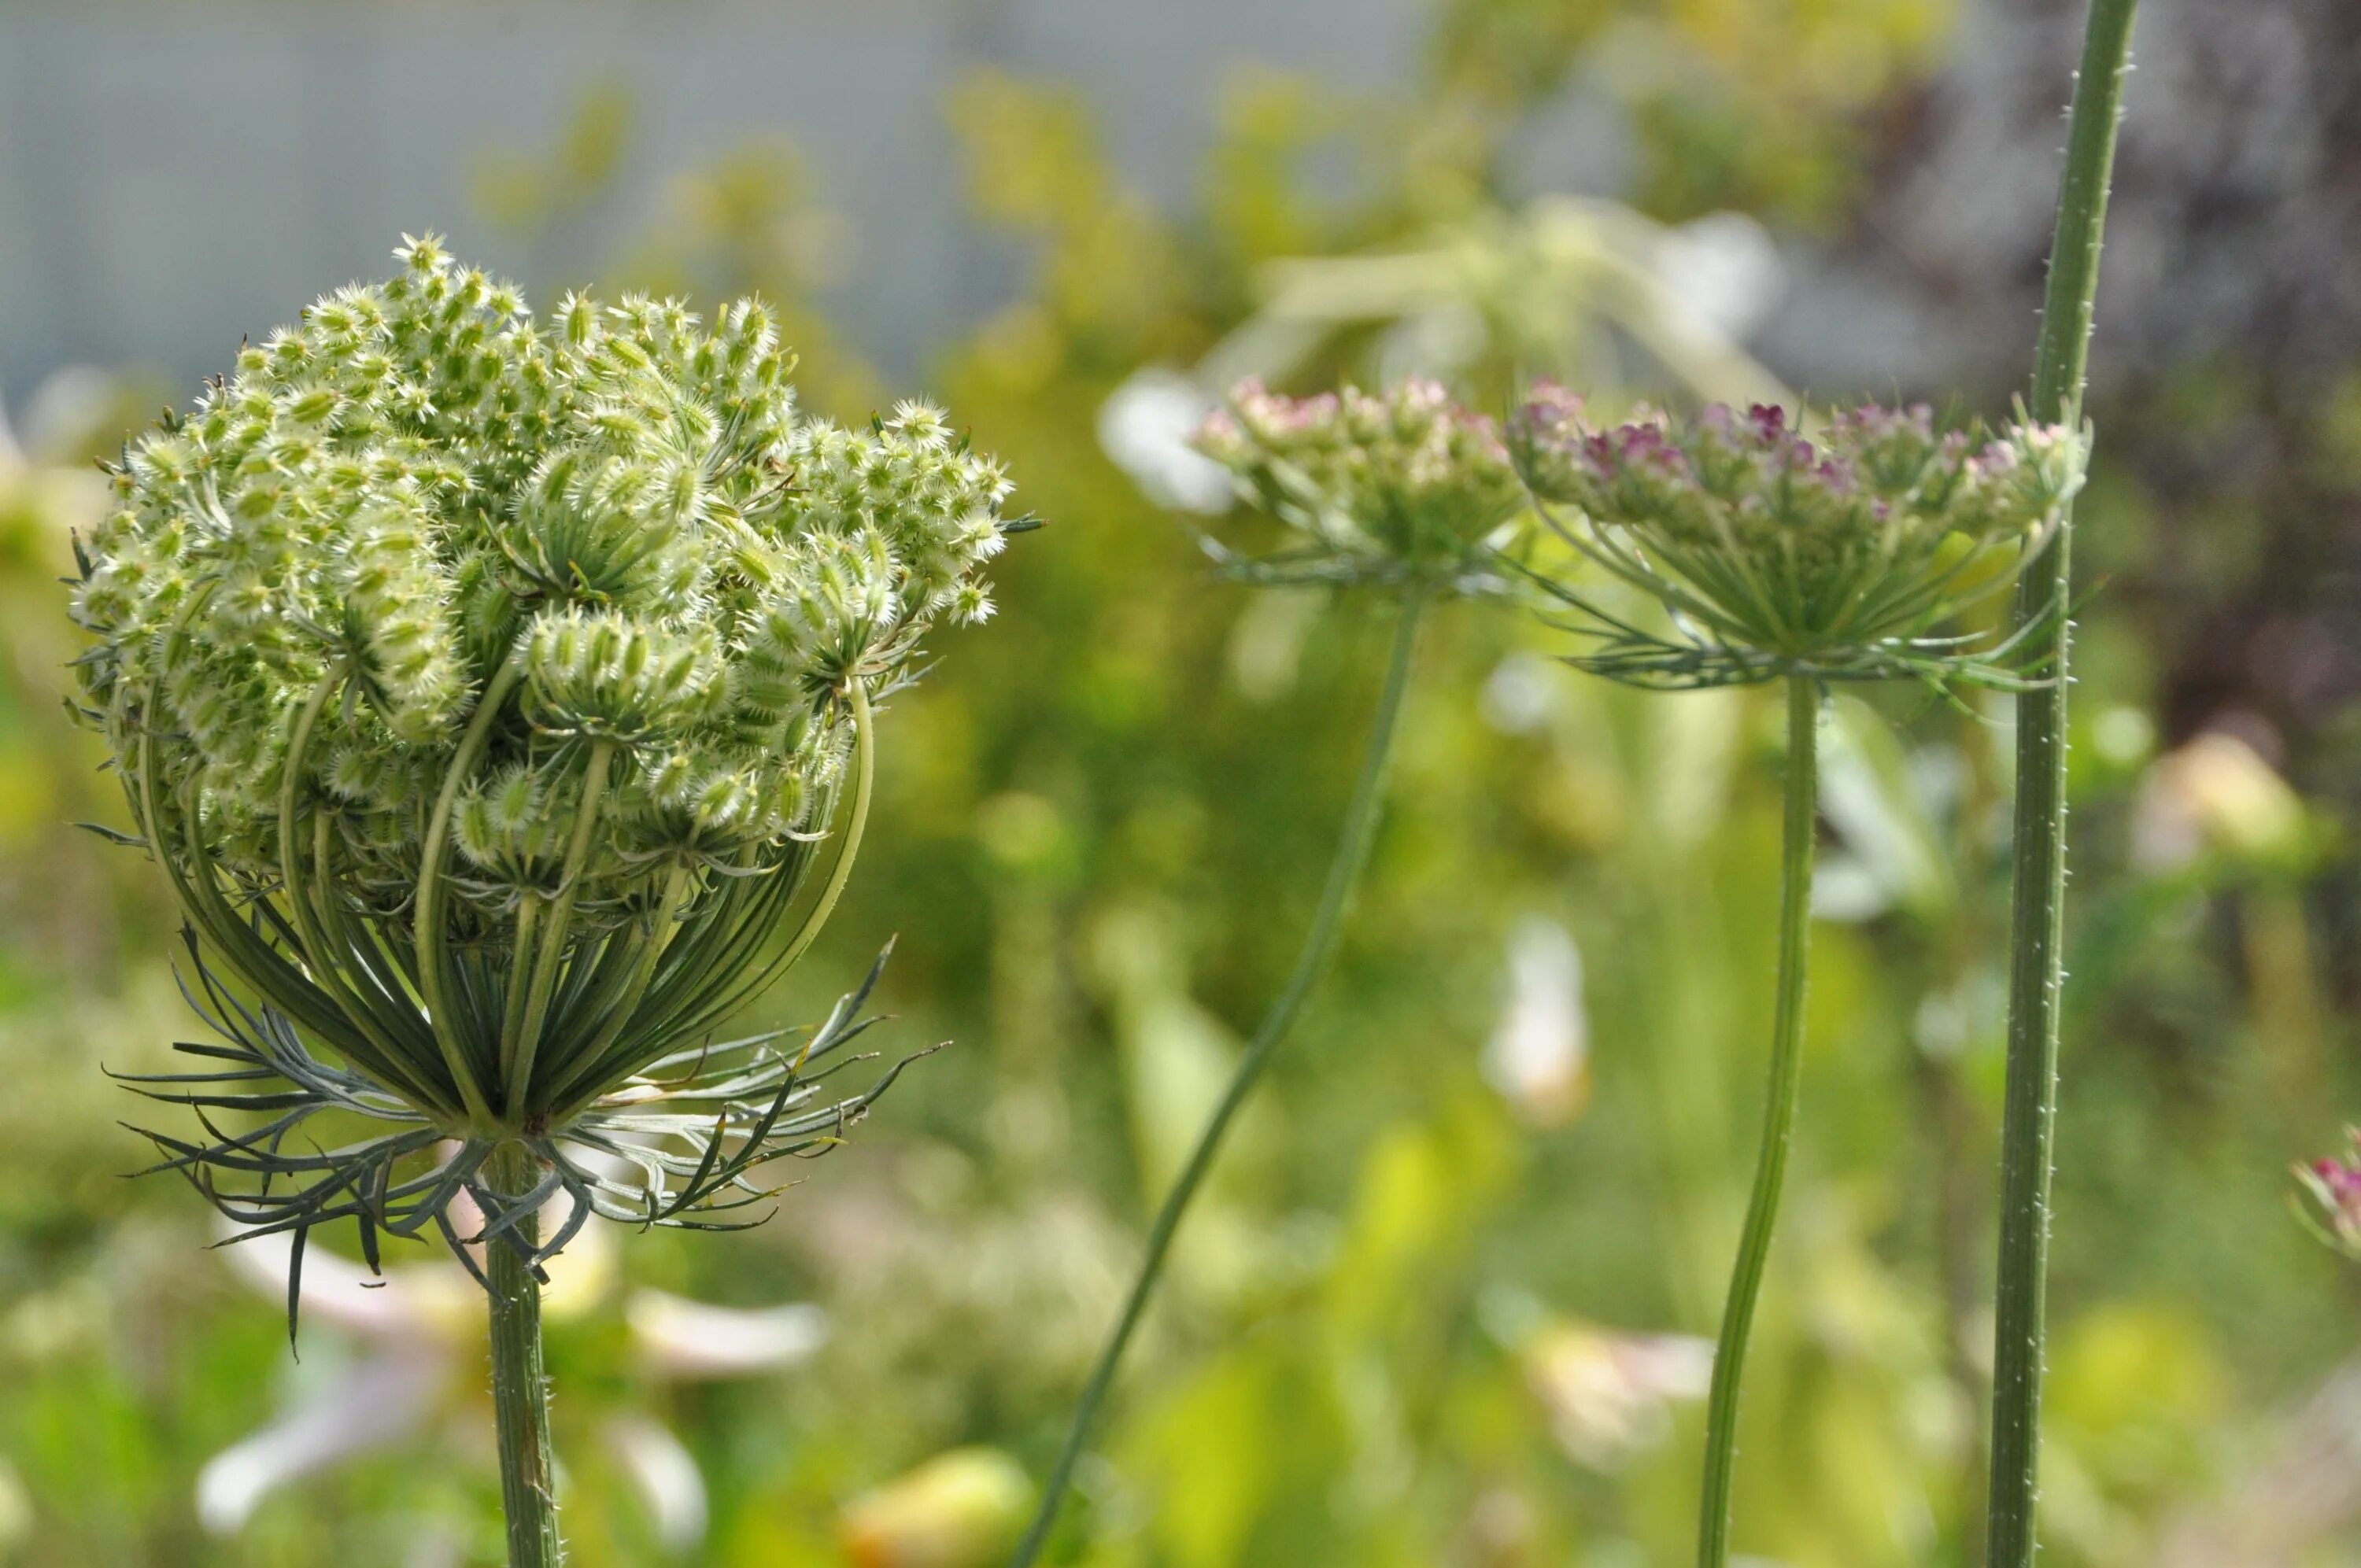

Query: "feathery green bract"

xmin=67 ymin=235 xmax=1018 ymax=1302
xmin=1507 ymin=389 xmax=2086 ymax=690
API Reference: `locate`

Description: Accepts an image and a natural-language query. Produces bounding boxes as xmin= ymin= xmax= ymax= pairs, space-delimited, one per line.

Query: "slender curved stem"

xmin=1986 ymin=1 xmax=2137 ymax=1562
xmin=539 ymin=861 xmax=692 ymax=1102
xmin=498 ymin=898 xmax=545 ymax=1090
xmin=486 ymin=1141 xmax=564 ymax=1566
xmin=1696 ymin=673 xmax=1819 ymax=1568
xmin=1011 ymin=587 xmax=1427 ymax=1567
xmin=275 ymin=663 xmax=447 ymax=1112
xmin=418 ymin=662 xmax=526 ymax=1129
xmin=539 ymin=681 xmax=875 ymax=1118
xmin=278 ymin=666 xmax=352 ymax=985
xmin=770 ymin=681 xmax=878 ymax=983
xmin=507 ymin=739 xmax=616 ymax=1117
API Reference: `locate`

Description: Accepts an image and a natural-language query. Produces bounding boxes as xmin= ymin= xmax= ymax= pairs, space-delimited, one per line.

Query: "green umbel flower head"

xmin=1506 ymin=388 xmax=2086 ymax=687
xmin=69 ymin=236 xmax=1020 ymax=1289
xmin=1191 ymin=378 xmax=1525 ymax=590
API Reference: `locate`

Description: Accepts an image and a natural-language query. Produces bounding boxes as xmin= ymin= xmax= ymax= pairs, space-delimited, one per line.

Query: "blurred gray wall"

xmin=0 ymin=0 xmax=1424 ymax=406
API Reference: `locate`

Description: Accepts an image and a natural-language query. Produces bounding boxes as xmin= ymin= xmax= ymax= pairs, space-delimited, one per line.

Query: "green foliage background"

xmin=1 ymin=2 xmax=2356 ymax=1564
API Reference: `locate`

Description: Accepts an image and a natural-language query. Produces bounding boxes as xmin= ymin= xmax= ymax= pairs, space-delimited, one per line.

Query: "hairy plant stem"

xmin=486 ymin=1141 xmax=563 ymax=1566
xmin=1010 ymin=586 xmax=1428 ymax=1567
xmin=1986 ymin=0 xmax=2137 ymax=1561
xmin=1696 ymin=673 xmax=1819 ymax=1568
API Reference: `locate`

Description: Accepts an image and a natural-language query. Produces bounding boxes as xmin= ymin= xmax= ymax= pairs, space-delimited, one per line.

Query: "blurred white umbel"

xmin=1483 ymin=916 xmax=1591 ymax=1127
xmin=198 ymin=1195 xmax=828 ymax=1548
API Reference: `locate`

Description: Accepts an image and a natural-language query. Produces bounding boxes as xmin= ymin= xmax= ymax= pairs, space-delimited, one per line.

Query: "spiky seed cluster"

xmin=1191 ymin=378 xmax=1525 ymax=586
xmin=66 ymin=235 xmax=1019 ymax=1253
xmin=74 ymin=234 xmax=1010 ymax=927
xmin=1506 ymin=388 xmax=2086 ymax=682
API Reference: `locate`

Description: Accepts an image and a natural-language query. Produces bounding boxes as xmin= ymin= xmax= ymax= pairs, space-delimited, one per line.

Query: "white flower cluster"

xmin=72 ymin=235 xmax=1012 ymax=927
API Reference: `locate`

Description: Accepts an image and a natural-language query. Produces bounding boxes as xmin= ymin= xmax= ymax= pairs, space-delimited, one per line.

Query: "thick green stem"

xmin=1697 ymin=673 xmax=1819 ymax=1568
xmin=1986 ymin=3 xmax=2137 ymax=1563
xmin=1011 ymin=588 xmax=1427 ymax=1567
xmin=486 ymin=1142 xmax=563 ymax=1566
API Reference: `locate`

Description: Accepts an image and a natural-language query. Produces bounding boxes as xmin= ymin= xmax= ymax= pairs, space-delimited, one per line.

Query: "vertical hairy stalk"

xmin=1696 ymin=674 xmax=1819 ymax=1568
xmin=487 ymin=1141 xmax=564 ymax=1567
xmin=1011 ymin=587 xmax=1427 ymax=1567
xmin=1986 ymin=2 xmax=2137 ymax=1562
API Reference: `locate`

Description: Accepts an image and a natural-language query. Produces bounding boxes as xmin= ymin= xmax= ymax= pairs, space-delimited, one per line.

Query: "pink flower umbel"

xmin=1506 ymin=386 xmax=2087 ymax=688
xmin=1192 ymin=378 xmax=1526 ymax=589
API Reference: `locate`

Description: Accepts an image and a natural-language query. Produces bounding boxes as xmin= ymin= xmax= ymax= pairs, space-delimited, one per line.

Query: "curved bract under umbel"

xmin=1508 ymin=387 xmax=2087 ymax=689
xmin=67 ymin=235 xmax=1018 ymax=1290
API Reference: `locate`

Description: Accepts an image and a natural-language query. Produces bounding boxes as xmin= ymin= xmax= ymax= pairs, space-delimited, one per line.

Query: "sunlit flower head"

xmin=1506 ymin=386 xmax=2086 ymax=687
xmin=1190 ymin=378 xmax=1525 ymax=588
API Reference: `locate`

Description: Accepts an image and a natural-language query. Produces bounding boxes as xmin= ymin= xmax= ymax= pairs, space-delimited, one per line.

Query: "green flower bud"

xmin=1191 ymin=378 xmax=1526 ymax=588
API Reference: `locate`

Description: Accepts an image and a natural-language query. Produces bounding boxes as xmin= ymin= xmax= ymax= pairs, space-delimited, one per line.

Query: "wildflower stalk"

xmin=1986 ymin=0 xmax=2138 ymax=1559
xmin=1509 ymin=381 xmax=2086 ymax=1559
xmin=72 ymin=241 xmax=1025 ymax=1558
xmin=1696 ymin=673 xmax=1818 ymax=1568
xmin=1011 ymin=585 xmax=1427 ymax=1566
xmin=486 ymin=1142 xmax=563 ymax=1568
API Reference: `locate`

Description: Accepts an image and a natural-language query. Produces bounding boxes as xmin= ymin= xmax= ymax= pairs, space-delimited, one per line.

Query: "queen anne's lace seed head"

xmin=72 ymin=234 xmax=1013 ymax=926
xmin=1506 ymin=385 xmax=2087 ymax=685
xmin=67 ymin=239 xmax=1022 ymax=1286
xmin=1190 ymin=378 xmax=1526 ymax=588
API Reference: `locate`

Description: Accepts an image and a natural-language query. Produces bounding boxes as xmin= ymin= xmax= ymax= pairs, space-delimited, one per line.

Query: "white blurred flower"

xmin=1653 ymin=212 xmax=1786 ymax=344
xmin=0 ymin=1454 xmax=29 ymax=1553
xmin=2132 ymin=729 xmax=2311 ymax=873
xmin=198 ymin=1347 xmax=445 ymax=1535
xmin=1096 ymin=368 xmax=1234 ymax=514
xmin=1523 ymin=1319 xmax=1714 ymax=1468
xmin=626 ymin=1289 xmax=829 ymax=1380
xmin=19 ymin=364 xmax=120 ymax=457
xmin=1483 ymin=917 xmax=1590 ymax=1127
xmin=604 ymin=1414 xmax=708 ymax=1551
xmin=198 ymin=1191 xmax=827 ymax=1547
xmin=1196 ymin=197 xmax=1792 ymax=413
xmin=1480 ymin=652 xmax=1557 ymax=736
